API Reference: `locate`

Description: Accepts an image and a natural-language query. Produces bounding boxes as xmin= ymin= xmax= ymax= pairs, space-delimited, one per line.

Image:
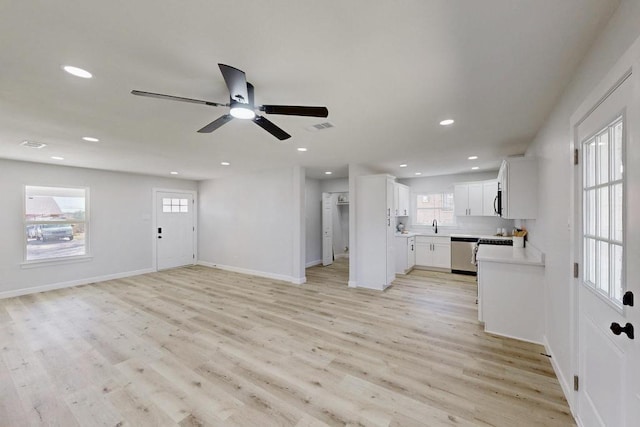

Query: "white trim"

xmin=152 ymin=188 xmax=198 ymax=272
xmin=483 ymin=330 xmax=544 ymax=346
xmin=306 ymin=259 xmax=322 ymax=268
xmin=197 ymin=260 xmax=304 ymax=285
xmin=348 ymin=280 xmax=357 ymax=288
xmin=21 ymin=255 xmax=93 ymax=269
xmin=544 ymin=335 xmax=576 ymax=415
xmin=0 ymin=268 xmax=154 ymax=300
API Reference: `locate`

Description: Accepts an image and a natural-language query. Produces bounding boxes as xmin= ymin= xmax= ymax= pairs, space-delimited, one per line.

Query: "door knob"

xmin=610 ymin=322 xmax=634 ymax=339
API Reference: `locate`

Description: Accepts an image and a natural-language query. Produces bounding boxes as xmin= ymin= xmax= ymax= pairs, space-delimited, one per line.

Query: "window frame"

xmin=581 ymin=114 xmax=625 ymax=307
xmin=22 ymin=185 xmax=91 ymax=266
xmin=412 ymin=191 xmax=457 ymax=227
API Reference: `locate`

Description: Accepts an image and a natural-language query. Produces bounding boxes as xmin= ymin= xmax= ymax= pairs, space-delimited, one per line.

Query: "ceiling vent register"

xmin=20 ymin=140 xmax=47 ymax=149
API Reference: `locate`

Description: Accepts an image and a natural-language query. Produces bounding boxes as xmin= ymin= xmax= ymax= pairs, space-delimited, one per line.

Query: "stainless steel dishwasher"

xmin=451 ymin=236 xmax=479 ymax=275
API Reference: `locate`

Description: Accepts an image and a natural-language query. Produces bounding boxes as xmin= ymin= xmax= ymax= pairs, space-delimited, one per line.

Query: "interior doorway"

xmin=322 ymin=191 xmax=349 ymax=265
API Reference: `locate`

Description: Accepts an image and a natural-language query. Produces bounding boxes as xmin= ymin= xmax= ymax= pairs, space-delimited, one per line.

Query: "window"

xmin=582 ymin=116 xmax=624 ymax=304
xmin=415 ymin=193 xmax=455 ymax=226
xmin=25 ymin=186 xmax=88 ymax=262
xmin=162 ymin=198 xmax=189 ymax=213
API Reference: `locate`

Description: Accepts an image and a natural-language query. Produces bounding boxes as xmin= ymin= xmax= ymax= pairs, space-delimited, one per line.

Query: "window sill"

xmin=21 ymin=255 xmax=93 ymax=269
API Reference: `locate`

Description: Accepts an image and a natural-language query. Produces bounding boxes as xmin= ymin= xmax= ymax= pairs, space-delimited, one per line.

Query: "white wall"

xmin=0 ymin=159 xmax=197 ymax=297
xmin=198 ymin=167 xmax=305 ymax=283
xmin=399 ymin=171 xmax=515 ymax=234
xmin=305 ymin=178 xmax=322 ymax=266
xmin=524 ymin=0 xmax=640 ymax=406
xmin=321 ymin=178 xmax=348 ymax=193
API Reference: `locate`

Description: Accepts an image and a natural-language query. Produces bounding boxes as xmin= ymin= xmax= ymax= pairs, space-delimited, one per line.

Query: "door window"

xmin=582 ymin=116 xmax=624 ymax=304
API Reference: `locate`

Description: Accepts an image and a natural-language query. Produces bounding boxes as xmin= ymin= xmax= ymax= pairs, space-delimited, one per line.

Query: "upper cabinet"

xmin=394 ymin=183 xmax=410 ymax=217
xmin=498 ymin=157 xmax=538 ymax=219
xmin=454 ymin=182 xmax=484 ymax=216
xmin=454 ymin=179 xmax=501 ymax=217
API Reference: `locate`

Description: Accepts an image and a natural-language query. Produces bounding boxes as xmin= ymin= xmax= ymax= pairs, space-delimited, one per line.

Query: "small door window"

xmin=162 ymin=198 xmax=189 ymax=213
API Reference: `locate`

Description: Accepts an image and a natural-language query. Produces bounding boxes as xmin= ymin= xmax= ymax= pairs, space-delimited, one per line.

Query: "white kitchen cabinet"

xmin=454 ymin=183 xmax=483 ymax=216
xmin=497 ymin=157 xmax=538 ymax=219
xmin=482 ymin=180 xmax=499 ymax=216
xmin=415 ymin=236 xmax=451 ymax=270
xmin=356 ymin=174 xmax=396 ymax=290
xmin=394 ymin=183 xmax=410 ymax=217
xmin=395 ymin=235 xmax=415 ymax=274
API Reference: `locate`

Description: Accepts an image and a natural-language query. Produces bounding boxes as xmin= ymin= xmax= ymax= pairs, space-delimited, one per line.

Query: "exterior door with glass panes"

xmin=156 ymin=191 xmax=195 ymax=270
xmin=575 ymin=62 xmax=639 ymax=426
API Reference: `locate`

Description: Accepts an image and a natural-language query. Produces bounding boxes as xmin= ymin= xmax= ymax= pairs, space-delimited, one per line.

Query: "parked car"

xmin=35 ymin=224 xmax=74 ymax=241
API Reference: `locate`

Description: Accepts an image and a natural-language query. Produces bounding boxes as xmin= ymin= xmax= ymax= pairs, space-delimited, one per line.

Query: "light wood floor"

xmin=0 ymin=260 xmax=574 ymax=426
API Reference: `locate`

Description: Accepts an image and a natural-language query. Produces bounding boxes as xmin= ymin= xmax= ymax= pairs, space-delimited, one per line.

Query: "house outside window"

xmin=25 ymin=186 xmax=88 ymax=262
xmin=415 ymin=193 xmax=456 ymax=226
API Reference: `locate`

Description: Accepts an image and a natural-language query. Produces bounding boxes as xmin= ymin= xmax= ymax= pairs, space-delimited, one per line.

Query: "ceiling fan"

xmin=131 ymin=64 xmax=329 ymax=141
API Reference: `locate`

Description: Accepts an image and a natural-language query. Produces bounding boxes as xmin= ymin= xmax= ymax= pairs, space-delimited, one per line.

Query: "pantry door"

xmin=573 ymin=43 xmax=640 ymax=426
xmin=322 ymin=192 xmax=333 ymax=266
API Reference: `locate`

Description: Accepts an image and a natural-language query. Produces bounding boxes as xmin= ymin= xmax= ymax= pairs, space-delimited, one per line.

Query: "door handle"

xmin=610 ymin=322 xmax=634 ymax=339
xmin=494 ymin=195 xmax=498 ymax=214
xmin=411 ymin=245 xmax=414 ymax=251
xmin=158 ymin=236 xmax=162 ymax=239
xmin=623 ymin=291 xmax=634 ymax=306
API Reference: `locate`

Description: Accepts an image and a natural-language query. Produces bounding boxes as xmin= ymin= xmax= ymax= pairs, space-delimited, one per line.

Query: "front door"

xmin=575 ymin=59 xmax=639 ymax=426
xmin=156 ymin=191 xmax=195 ymax=270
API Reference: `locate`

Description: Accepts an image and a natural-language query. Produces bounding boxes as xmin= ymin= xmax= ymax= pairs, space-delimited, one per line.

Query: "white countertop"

xmin=476 ymin=244 xmax=545 ymax=267
xmin=395 ymin=232 xmax=513 ymax=240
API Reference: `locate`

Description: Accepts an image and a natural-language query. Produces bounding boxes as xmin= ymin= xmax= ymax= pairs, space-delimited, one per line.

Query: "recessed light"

xmin=51 ymin=156 xmax=64 ymax=160
xmin=468 ymin=156 xmax=478 ymax=160
xmin=415 ymin=172 xmax=422 ymax=176
xmin=221 ymin=162 xmax=230 ymax=166
xmin=471 ymin=166 xmax=479 ymax=170
xmin=82 ymin=137 xmax=99 ymax=142
xmin=439 ymin=119 xmax=455 ymax=126
xmin=63 ymin=65 xmax=92 ymax=79
xmin=170 ymin=171 xmax=179 ymax=175
xmin=399 ymin=164 xmax=407 ymax=168
xmin=297 ymin=148 xmax=307 ymax=152
xmin=325 ymin=171 xmax=332 ymax=175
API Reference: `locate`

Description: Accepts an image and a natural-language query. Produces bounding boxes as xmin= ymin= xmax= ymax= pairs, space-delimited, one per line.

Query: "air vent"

xmin=20 ymin=140 xmax=47 ymax=149
xmin=307 ymin=122 xmax=335 ymax=132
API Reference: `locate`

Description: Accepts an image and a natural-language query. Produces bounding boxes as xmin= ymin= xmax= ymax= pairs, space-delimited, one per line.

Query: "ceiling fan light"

xmin=229 ymin=104 xmax=255 ymax=120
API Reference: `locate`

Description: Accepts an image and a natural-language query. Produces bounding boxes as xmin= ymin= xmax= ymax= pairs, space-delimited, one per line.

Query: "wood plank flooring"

xmin=0 ymin=260 xmax=575 ymax=426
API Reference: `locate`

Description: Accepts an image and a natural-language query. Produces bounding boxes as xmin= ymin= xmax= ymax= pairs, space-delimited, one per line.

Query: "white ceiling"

xmin=0 ymin=1 xmax=618 ymax=181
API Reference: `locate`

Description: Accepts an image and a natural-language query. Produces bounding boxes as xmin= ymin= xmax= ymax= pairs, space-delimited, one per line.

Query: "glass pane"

xmin=25 ymin=186 xmax=86 ymax=222
xmin=163 ymin=198 xmax=171 ymax=205
xmin=612 ymin=120 xmax=623 ymax=180
xmin=180 ymin=206 xmax=188 ymax=213
xmin=597 ymin=187 xmax=609 ymax=239
xmin=584 ymin=238 xmax=596 ymax=284
xmin=180 ymin=199 xmax=188 ymax=207
xmin=584 ymin=189 xmax=596 ymax=236
xmin=584 ymin=139 xmax=595 ymax=187
xmin=171 ymin=206 xmax=179 ymax=213
xmin=612 ymin=244 xmax=623 ymax=302
xmin=172 ymin=198 xmax=180 ymax=205
xmin=25 ymin=223 xmax=86 ymax=260
xmin=597 ymin=241 xmax=609 ymax=294
xmin=163 ymin=206 xmax=171 ymax=213
xmin=597 ymin=130 xmax=609 ymax=184
xmin=612 ymin=183 xmax=623 ymax=242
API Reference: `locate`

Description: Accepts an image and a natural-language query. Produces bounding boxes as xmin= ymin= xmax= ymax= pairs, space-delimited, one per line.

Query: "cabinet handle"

xmin=387 ymin=218 xmax=390 ymax=226
xmin=411 ymin=244 xmax=414 ymax=251
xmin=387 ymin=208 xmax=390 ymax=216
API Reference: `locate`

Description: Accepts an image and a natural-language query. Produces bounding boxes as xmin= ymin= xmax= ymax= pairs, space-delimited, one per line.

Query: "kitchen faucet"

xmin=432 ymin=219 xmax=438 ymax=234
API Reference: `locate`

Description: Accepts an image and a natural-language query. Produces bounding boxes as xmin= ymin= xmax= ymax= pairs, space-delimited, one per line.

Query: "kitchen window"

xmin=415 ymin=192 xmax=456 ymax=226
xmin=582 ymin=116 xmax=624 ymax=304
xmin=24 ymin=186 xmax=88 ymax=262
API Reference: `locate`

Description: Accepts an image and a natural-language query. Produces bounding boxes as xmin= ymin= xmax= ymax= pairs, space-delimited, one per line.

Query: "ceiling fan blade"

xmin=259 ymin=105 xmax=328 ymax=117
xmin=131 ymin=90 xmax=226 ymax=107
xmin=197 ymin=114 xmax=233 ymax=133
xmin=253 ymin=116 xmax=291 ymax=140
xmin=218 ymin=64 xmax=249 ymax=104
xmin=247 ymin=83 xmax=255 ymax=106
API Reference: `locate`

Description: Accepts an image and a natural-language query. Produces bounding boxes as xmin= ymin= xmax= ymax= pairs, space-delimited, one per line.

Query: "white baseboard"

xmin=543 ymin=335 xmax=576 ymax=417
xmin=348 ymin=280 xmax=357 ymax=288
xmin=335 ymin=253 xmax=349 ymax=260
xmin=197 ymin=260 xmax=304 ymax=285
xmin=0 ymin=268 xmax=155 ymax=300
xmin=306 ymin=259 xmax=322 ymax=268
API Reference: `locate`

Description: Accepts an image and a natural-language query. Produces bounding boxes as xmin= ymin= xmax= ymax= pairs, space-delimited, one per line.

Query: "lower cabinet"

xmin=395 ymin=236 xmax=415 ymax=274
xmin=415 ymin=236 xmax=451 ymax=269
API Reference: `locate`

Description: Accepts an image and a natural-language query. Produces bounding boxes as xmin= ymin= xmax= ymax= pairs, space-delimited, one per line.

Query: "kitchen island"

xmin=476 ymin=244 xmax=545 ymax=344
